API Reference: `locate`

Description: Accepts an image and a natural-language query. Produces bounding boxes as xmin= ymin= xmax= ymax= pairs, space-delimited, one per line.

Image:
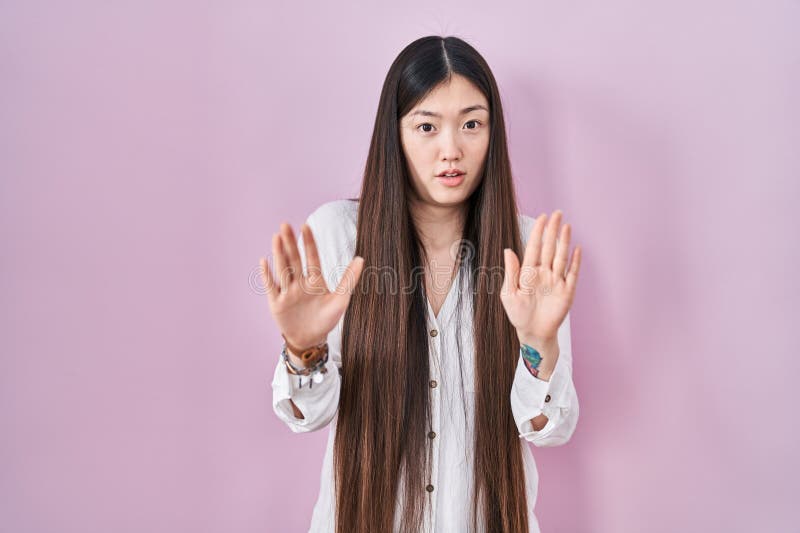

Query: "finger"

xmin=553 ymin=223 xmax=571 ymax=279
xmin=259 ymin=257 xmax=277 ymax=301
xmin=540 ymin=210 xmax=562 ymax=271
xmin=272 ymin=233 xmax=290 ymax=293
xmin=333 ymin=256 xmax=365 ymax=301
xmin=301 ymin=223 xmax=323 ymax=279
xmin=521 ymin=214 xmax=547 ymax=270
xmin=280 ymin=223 xmax=303 ymax=280
xmin=502 ymin=248 xmax=520 ymax=296
xmin=566 ymin=245 xmax=582 ymax=294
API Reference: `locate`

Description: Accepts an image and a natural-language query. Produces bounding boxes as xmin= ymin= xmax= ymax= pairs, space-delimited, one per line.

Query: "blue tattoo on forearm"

xmin=520 ymin=343 xmax=542 ymax=378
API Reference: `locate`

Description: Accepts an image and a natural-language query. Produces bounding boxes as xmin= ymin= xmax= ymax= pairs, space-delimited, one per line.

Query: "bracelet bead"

xmin=281 ymin=342 xmax=329 ymax=389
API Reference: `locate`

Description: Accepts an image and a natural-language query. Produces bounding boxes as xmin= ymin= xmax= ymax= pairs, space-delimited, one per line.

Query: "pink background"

xmin=2 ymin=1 xmax=798 ymax=532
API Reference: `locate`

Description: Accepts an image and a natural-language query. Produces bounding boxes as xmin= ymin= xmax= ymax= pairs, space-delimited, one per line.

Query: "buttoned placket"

xmin=422 ymin=267 xmax=461 ymax=533
xmin=426 ymin=312 xmax=442 ymax=533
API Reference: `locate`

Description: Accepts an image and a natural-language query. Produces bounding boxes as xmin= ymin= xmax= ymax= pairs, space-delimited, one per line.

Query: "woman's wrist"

xmin=282 ymin=333 xmax=328 ymax=368
xmin=517 ymin=334 xmax=559 ymax=380
xmin=280 ymin=340 xmax=330 ymax=389
xmin=286 ymin=349 xmax=311 ymax=368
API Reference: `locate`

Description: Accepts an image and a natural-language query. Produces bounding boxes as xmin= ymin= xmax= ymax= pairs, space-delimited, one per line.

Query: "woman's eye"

xmin=416 ymin=120 xmax=482 ymax=133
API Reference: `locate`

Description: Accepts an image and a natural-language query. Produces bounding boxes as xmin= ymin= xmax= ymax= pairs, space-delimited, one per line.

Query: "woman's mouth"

xmin=435 ymin=168 xmax=466 ymax=187
xmin=436 ymin=173 xmax=465 ymax=187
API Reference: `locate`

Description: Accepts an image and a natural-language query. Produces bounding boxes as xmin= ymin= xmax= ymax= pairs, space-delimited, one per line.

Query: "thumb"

xmin=333 ymin=256 xmax=365 ymax=306
xmin=502 ymin=249 xmax=520 ymax=297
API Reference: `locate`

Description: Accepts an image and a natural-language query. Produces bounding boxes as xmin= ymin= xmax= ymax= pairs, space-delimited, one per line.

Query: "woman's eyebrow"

xmin=409 ymin=104 xmax=488 ymax=118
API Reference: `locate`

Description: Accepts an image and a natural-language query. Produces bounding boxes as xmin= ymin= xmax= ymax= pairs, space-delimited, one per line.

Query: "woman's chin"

xmin=428 ymin=193 xmax=470 ymax=208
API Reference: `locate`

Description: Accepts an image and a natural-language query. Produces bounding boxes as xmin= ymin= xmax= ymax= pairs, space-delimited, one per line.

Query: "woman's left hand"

xmin=500 ymin=210 xmax=582 ymax=348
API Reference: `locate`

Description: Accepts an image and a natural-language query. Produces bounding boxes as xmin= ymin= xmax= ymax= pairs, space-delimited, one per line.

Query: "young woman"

xmin=260 ymin=35 xmax=582 ymax=533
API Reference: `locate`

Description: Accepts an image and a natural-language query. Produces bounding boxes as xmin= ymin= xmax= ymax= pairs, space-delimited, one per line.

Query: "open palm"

xmin=259 ymin=222 xmax=365 ymax=350
xmin=500 ymin=210 xmax=582 ymax=343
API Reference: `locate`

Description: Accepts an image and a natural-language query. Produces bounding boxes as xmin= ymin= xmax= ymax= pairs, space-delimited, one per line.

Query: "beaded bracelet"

xmin=281 ymin=340 xmax=329 ymax=389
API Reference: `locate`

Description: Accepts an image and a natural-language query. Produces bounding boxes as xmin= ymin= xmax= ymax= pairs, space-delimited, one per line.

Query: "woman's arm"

xmin=503 ymin=210 xmax=581 ymax=446
xmin=265 ymin=201 xmax=358 ymax=433
xmin=517 ymin=337 xmax=559 ymax=430
xmin=290 ymin=400 xmax=303 ymax=419
xmin=510 ymin=312 xmax=580 ymax=447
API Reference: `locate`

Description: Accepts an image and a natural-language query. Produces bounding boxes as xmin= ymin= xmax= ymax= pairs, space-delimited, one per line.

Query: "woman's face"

xmin=399 ymin=74 xmax=490 ymax=210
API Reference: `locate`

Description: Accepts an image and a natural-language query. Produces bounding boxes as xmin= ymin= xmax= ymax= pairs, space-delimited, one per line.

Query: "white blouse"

xmin=271 ymin=199 xmax=579 ymax=533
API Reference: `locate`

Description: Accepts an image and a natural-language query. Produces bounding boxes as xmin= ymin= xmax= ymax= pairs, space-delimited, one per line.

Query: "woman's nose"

xmin=439 ymin=131 xmax=462 ymax=161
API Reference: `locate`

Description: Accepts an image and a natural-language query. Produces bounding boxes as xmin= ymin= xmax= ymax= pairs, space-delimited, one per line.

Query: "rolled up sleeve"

xmin=271 ymin=342 xmax=342 ymax=433
xmin=510 ymin=312 xmax=579 ymax=447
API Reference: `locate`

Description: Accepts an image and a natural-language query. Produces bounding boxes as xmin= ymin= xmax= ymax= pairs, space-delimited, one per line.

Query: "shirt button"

xmin=545 ymin=394 xmax=551 ymax=403
xmin=428 ymin=431 xmax=436 ymax=439
xmin=426 ymin=484 xmax=434 ymax=492
xmin=430 ymin=329 xmax=438 ymax=337
xmin=429 ymin=380 xmax=437 ymax=388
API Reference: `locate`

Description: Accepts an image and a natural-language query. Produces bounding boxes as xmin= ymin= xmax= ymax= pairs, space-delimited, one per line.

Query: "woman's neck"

xmin=409 ymin=200 xmax=467 ymax=253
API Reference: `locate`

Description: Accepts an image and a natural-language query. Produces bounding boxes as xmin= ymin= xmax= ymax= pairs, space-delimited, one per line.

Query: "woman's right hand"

xmin=259 ymin=222 xmax=365 ymax=355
